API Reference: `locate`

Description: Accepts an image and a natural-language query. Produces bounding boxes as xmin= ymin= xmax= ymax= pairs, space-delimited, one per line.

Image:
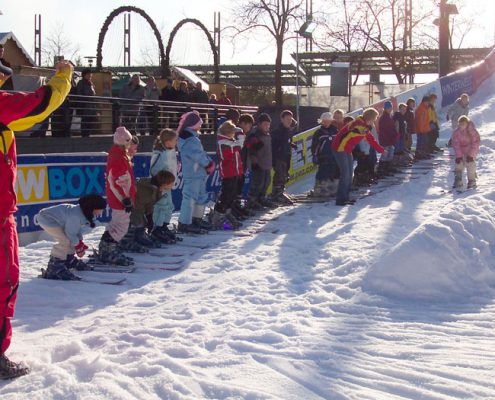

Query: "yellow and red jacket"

xmin=0 ymin=68 xmax=72 ymax=219
xmin=332 ymin=116 xmax=384 ymax=154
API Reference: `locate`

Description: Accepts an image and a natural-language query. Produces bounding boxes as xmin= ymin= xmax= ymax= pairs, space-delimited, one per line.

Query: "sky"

xmin=1 ymin=0 xmax=494 ymax=78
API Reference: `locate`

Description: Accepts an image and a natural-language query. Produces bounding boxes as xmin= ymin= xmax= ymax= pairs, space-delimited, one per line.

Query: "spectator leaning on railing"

xmin=76 ymin=68 xmax=97 ymax=137
xmin=143 ymin=76 xmax=160 ymax=135
xmin=119 ymin=74 xmax=145 ymax=134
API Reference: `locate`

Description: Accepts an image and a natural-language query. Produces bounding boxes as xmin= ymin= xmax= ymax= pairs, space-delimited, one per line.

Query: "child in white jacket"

xmin=149 ymin=128 xmax=179 ymax=243
xmin=38 ymin=194 xmax=106 ymax=280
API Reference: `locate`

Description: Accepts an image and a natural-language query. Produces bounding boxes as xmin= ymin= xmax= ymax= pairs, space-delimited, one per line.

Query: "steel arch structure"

xmin=165 ymin=18 xmax=220 ymax=83
xmin=96 ymin=6 xmax=167 ymax=77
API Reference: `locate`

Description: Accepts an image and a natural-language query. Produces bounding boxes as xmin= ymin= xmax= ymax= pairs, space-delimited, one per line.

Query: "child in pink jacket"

xmin=452 ymin=116 xmax=480 ymax=189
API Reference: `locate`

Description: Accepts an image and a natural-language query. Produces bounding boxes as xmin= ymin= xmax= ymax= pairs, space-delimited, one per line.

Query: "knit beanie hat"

xmin=383 ymin=100 xmax=393 ymax=110
xmin=177 ymin=110 xmax=203 ymax=134
xmin=257 ymin=113 xmax=272 ymax=124
xmin=113 ymin=126 xmax=132 ymax=145
xmin=78 ymin=194 xmax=107 ymax=228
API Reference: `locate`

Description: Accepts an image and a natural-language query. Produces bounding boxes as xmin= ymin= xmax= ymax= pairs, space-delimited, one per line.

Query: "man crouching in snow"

xmin=0 ymin=60 xmax=73 ymax=379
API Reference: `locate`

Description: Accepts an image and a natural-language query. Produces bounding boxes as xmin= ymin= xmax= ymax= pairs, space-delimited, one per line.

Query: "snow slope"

xmin=1 ymin=77 xmax=495 ymax=399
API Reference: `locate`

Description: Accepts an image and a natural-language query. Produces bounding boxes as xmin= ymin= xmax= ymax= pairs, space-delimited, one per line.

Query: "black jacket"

xmin=271 ymin=124 xmax=293 ymax=164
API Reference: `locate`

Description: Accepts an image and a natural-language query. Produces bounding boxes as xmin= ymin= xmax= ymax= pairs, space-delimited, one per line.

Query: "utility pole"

xmin=124 ymin=13 xmax=131 ymax=67
xmin=438 ymin=0 xmax=457 ymax=76
xmin=214 ymin=12 xmax=221 ymax=65
xmin=34 ymin=14 xmax=42 ymax=66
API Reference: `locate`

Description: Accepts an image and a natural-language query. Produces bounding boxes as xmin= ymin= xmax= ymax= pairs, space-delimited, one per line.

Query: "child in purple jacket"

xmin=377 ymin=101 xmax=400 ymax=176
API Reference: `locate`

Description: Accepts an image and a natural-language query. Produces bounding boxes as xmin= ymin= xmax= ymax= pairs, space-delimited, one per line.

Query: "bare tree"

xmin=320 ymin=0 xmax=374 ymax=85
xmin=358 ymin=0 xmax=422 ymax=83
xmin=43 ymin=21 xmax=81 ymax=67
xmin=229 ymin=0 xmax=306 ymax=105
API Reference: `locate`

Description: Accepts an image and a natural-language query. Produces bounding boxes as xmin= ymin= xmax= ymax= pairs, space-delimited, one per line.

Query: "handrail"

xmin=22 ymin=92 xmax=258 ymax=137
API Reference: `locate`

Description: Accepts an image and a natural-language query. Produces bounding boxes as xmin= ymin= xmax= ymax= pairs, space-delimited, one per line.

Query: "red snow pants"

xmin=0 ymin=216 xmax=19 ymax=354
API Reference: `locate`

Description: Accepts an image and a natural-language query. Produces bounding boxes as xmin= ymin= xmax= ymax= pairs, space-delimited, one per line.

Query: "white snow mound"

xmin=363 ymin=191 xmax=495 ymax=301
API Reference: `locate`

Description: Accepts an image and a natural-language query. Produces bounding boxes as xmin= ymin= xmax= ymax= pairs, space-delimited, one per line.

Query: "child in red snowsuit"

xmin=0 ymin=61 xmax=73 ymax=378
xmin=97 ymin=127 xmax=137 ymax=266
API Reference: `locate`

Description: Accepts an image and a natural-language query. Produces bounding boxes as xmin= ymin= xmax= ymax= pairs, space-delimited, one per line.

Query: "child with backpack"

xmin=97 ymin=126 xmax=136 ymax=266
xmin=452 ymin=116 xmax=480 ymax=190
xmin=149 ymin=129 xmax=180 ymax=243
xmin=38 ymin=194 xmax=107 ymax=280
xmin=177 ymin=111 xmax=215 ymax=233
xmin=210 ymin=120 xmax=244 ymax=230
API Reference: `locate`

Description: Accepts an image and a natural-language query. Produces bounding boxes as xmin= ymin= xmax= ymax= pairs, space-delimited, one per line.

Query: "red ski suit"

xmin=0 ymin=67 xmax=72 ymax=353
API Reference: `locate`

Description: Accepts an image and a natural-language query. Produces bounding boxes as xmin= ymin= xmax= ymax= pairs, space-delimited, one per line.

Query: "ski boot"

xmin=135 ymin=227 xmax=155 ymax=248
xmin=0 ymin=353 xmax=30 ymax=380
xmin=225 ymin=209 xmax=242 ymax=229
xmin=192 ymin=217 xmax=213 ymax=231
xmin=66 ymin=254 xmax=93 ymax=271
xmin=258 ymin=197 xmax=278 ymax=209
xmin=41 ymin=256 xmax=81 ymax=280
xmin=177 ymin=222 xmax=208 ymax=234
xmin=272 ymin=192 xmax=294 ymax=205
xmin=118 ymin=229 xmax=149 ymax=253
xmin=234 ymin=200 xmax=256 ymax=217
xmin=452 ymin=171 xmax=463 ymax=190
xmin=151 ymin=225 xmax=177 ymax=244
xmin=209 ymin=210 xmax=229 ymax=230
xmin=98 ymin=231 xmax=134 ymax=265
xmin=467 ymin=180 xmax=477 ymax=189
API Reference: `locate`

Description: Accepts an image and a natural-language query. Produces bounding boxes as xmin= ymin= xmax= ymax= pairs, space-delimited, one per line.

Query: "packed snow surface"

xmin=2 ymin=77 xmax=495 ymax=399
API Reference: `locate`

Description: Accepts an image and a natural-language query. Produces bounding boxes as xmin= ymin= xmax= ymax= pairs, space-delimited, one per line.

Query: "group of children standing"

xmin=309 ymin=92 xmax=479 ymax=205
xmin=38 ymin=109 xmax=299 ymax=279
xmin=36 ymin=92 xmax=481 ymax=278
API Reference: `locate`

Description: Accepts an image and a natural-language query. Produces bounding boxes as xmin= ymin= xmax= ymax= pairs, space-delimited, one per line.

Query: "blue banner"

xmin=15 ymin=153 xmax=223 ymax=234
xmin=440 ymin=69 xmax=474 ymax=107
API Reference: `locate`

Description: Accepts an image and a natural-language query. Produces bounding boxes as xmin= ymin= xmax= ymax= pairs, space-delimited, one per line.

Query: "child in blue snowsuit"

xmin=37 ymin=194 xmax=107 ymax=280
xmin=177 ymin=111 xmax=215 ymax=234
xmin=149 ymin=128 xmax=180 ymax=243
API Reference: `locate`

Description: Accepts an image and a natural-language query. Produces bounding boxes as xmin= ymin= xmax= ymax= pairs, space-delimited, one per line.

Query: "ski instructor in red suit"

xmin=0 ymin=60 xmax=73 ymax=379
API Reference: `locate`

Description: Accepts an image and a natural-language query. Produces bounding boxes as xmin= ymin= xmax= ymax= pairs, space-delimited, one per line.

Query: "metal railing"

xmin=27 ymin=94 xmax=259 ymax=137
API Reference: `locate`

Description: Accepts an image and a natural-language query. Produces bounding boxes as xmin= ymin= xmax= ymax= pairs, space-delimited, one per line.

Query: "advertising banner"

xmin=440 ymin=68 xmax=474 ymax=107
xmin=16 ymin=153 xmax=223 ymax=236
xmin=288 ymin=126 xmax=318 ymax=186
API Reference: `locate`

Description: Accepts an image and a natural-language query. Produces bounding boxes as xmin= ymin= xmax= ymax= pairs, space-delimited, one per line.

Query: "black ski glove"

xmin=455 ymin=157 xmax=463 ymax=164
xmin=122 ymin=198 xmax=133 ymax=213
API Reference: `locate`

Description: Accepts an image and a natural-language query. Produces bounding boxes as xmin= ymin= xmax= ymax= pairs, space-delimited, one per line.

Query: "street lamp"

xmin=295 ymin=18 xmax=317 ymax=131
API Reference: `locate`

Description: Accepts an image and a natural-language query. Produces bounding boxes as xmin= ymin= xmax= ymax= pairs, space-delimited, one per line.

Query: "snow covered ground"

xmin=2 ymin=77 xmax=495 ymax=399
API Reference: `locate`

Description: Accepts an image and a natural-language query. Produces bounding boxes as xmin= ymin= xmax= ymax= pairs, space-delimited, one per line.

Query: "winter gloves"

xmin=123 ymin=198 xmax=133 ymax=213
xmin=75 ymin=240 xmax=88 ymax=257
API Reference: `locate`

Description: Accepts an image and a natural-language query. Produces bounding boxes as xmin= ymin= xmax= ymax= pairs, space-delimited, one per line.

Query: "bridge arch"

xmin=96 ymin=6 xmax=166 ymax=77
xmin=165 ymin=18 xmax=220 ymax=83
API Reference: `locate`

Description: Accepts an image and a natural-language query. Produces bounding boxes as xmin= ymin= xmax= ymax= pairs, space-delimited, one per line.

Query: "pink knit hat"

xmin=113 ymin=126 xmax=132 ymax=145
xmin=177 ymin=110 xmax=203 ymax=134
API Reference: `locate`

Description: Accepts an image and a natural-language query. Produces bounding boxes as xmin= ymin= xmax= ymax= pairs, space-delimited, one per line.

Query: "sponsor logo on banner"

xmin=440 ymin=71 xmax=473 ymax=107
xmin=288 ymin=126 xmax=318 ymax=185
